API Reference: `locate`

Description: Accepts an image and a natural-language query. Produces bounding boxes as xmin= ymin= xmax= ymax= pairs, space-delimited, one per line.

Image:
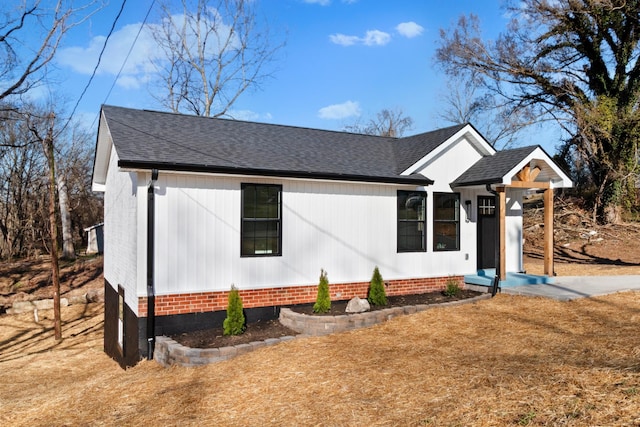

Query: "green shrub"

xmin=223 ymin=285 xmax=245 ymax=336
xmin=443 ymin=277 xmax=461 ymax=297
xmin=367 ymin=266 xmax=387 ymax=306
xmin=313 ymin=269 xmax=331 ymax=313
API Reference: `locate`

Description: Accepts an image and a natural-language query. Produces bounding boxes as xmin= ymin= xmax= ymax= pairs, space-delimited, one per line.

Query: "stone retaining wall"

xmin=5 ymin=289 xmax=105 ymax=315
xmin=279 ymin=294 xmax=491 ymax=336
xmin=154 ymin=335 xmax=297 ymax=367
xmin=155 ymin=294 xmax=491 ymax=368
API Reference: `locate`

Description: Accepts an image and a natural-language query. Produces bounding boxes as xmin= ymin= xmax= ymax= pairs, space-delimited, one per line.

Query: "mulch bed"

xmin=170 ymin=289 xmax=481 ymax=349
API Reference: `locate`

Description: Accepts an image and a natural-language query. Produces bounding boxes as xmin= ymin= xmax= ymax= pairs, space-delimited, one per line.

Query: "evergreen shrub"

xmin=223 ymin=284 xmax=245 ymax=336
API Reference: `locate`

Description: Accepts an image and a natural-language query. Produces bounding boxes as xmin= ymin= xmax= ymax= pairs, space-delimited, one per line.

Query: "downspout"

xmin=485 ymin=184 xmax=501 ymax=297
xmin=147 ymin=169 xmax=159 ymax=359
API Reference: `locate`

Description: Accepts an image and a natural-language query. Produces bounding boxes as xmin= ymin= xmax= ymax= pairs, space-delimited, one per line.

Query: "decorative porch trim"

xmin=495 ymin=162 xmax=555 ymax=280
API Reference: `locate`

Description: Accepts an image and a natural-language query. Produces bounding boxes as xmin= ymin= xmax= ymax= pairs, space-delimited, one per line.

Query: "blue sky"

xmin=49 ymin=0 xmax=562 ymax=152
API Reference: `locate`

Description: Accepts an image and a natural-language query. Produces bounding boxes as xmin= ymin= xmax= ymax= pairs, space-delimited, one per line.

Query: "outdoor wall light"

xmin=464 ymin=200 xmax=472 ymax=222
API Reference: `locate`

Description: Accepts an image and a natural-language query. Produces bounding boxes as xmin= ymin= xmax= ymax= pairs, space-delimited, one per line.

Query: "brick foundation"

xmin=139 ymin=275 xmax=464 ymax=317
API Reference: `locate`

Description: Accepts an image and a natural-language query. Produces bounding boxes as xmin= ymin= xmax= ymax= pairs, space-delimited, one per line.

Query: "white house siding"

xmin=505 ymin=189 xmax=524 ymax=272
xmin=149 ymin=172 xmax=478 ymax=296
xmin=103 ymin=149 xmax=139 ymax=313
xmin=415 ymin=135 xmax=488 ymax=274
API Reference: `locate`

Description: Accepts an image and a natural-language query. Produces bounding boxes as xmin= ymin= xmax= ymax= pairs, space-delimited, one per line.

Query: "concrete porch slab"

xmin=464 ymin=268 xmax=555 ymax=289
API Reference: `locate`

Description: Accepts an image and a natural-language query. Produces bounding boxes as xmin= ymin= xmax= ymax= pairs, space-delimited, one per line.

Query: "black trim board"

xmin=118 ymin=160 xmax=434 ymax=186
xmin=104 ymin=280 xmax=140 ymax=369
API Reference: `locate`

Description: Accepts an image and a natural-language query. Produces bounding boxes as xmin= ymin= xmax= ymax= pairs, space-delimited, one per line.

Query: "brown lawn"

xmin=1 ymin=291 xmax=639 ymax=426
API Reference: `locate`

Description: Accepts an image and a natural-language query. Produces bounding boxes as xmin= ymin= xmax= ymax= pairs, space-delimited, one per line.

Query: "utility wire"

xmin=58 ymin=0 xmax=128 ymax=136
xmin=89 ymin=0 xmax=157 ymax=130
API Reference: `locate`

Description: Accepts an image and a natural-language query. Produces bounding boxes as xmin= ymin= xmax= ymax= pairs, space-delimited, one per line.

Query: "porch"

xmin=464 ymin=268 xmax=556 ymax=290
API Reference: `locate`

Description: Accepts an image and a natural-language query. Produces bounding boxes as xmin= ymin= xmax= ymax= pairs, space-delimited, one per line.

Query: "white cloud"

xmin=57 ymin=11 xmax=238 ymax=90
xmin=318 ymin=100 xmax=361 ymax=119
xmin=329 ymin=33 xmax=360 ymax=46
xmin=229 ymin=110 xmax=273 ymax=122
xmin=363 ymin=30 xmax=391 ymax=46
xmin=329 ymin=29 xmax=391 ymax=47
xmin=57 ymin=22 xmax=159 ymax=89
xmin=396 ymin=21 xmax=424 ymax=38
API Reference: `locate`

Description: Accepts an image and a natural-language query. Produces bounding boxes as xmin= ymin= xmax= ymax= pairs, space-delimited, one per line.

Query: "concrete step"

xmin=464 ymin=270 xmax=555 ymax=289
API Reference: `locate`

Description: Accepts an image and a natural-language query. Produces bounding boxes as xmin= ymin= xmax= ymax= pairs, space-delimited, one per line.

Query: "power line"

xmin=90 ymin=0 xmax=157 ymax=130
xmin=58 ymin=0 xmax=128 ymax=136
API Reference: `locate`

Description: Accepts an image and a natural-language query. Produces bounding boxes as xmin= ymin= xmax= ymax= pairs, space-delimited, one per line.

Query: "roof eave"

xmin=117 ymin=160 xmax=435 ymax=186
xmin=451 ymin=178 xmax=502 ymax=188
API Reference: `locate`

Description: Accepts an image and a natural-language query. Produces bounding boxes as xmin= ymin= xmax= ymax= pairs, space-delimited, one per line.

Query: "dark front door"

xmin=477 ymin=196 xmax=497 ymax=269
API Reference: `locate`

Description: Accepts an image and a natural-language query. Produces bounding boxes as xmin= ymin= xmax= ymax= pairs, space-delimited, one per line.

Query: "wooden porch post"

xmin=543 ymin=187 xmax=554 ymax=276
xmin=498 ymin=187 xmax=506 ymax=281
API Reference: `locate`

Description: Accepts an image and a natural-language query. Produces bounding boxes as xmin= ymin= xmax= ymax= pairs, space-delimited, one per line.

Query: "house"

xmin=83 ymin=223 xmax=104 ymax=254
xmin=92 ymin=105 xmax=572 ymax=368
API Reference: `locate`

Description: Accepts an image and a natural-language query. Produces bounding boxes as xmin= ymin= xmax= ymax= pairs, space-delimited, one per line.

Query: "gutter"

xmin=146 ymin=169 xmax=158 ymax=359
xmin=117 ymin=160 xmax=434 ymax=186
xmin=485 ymin=184 xmax=501 ymax=297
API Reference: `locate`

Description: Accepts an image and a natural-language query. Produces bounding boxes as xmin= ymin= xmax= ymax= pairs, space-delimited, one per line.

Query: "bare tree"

xmin=436 ymin=1 xmax=640 ymax=223
xmin=0 ymin=1 xmax=101 ymax=107
xmin=26 ymin=111 xmax=62 ymax=340
xmin=149 ymin=0 xmax=284 ymax=117
xmin=0 ymin=106 xmax=101 ymax=262
xmin=437 ymin=74 xmax=538 ymax=149
xmin=0 ymin=111 xmax=47 ymax=259
xmin=344 ymin=108 xmax=414 ymax=137
xmin=56 ymin=121 xmax=103 ymax=256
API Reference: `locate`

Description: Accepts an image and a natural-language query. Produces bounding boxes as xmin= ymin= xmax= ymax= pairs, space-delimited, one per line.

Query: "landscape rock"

xmin=68 ymin=294 xmax=88 ymax=305
xmin=33 ymin=298 xmax=69 ymax=310
xmin=8 ymin=301 xmax=35 ymax=314
xmin=345 ymin=297 xmax=370 ymax=313
xmin=86 ymin=289 xmax=105 ymax=303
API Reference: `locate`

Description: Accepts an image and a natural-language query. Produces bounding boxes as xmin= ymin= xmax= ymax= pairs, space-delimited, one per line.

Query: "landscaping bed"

xmin=170 ymin=289 xmax=481 ymax=349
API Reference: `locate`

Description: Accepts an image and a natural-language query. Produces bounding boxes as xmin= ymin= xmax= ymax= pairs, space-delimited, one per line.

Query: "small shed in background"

xmin=84 ymin=223 xmax=104 ymax=254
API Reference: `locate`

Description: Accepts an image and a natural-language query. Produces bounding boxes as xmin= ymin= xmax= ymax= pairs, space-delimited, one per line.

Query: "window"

xmin=434 ymin=193 xmax=460 ymax=251
xmin=241 ymin=184 xmax=282 ymax=256
xmin=397 ymin=190 xmax=427 ymax=252
xmin=478 ymin=196 xmax=496 ymax=217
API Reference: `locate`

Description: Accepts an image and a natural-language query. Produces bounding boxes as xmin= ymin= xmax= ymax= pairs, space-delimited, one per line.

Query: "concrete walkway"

xmin=502 ymin=275 xmax=640 ymax=300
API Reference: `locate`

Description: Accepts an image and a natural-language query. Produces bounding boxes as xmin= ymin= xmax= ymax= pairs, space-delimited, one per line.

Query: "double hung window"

xmin=397 ymin=190 xmax=427 ymax=252
xmin=433 ymin=193 xmax=460 ymax=251
xmin=241 ymin=184 xmax=282 ymax=256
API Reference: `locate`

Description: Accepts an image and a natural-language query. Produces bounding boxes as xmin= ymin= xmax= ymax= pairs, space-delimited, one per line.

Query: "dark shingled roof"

xmin=451 ymin=145 xmax=540 ymax=187
xmin=101 ymin=106 xmax=471 ymax=186
xmin=391 ymin=123 xmax=469 ymax=172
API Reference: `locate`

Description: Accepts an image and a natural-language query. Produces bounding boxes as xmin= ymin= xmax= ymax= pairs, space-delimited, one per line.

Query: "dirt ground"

xmin=523 ymin=196 xmax=640 ymax=276
xmin=1 ymin=199 xmax=640 ymax=425
xmin=1 ymin=292 xmax=639 ymax=426
xmin=0 ymin=255 xmax=103 ymax=312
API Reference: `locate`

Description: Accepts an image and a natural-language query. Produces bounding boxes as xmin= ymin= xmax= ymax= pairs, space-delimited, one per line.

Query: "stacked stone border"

xmin=155 ymin=293 xmax=491 ymax=368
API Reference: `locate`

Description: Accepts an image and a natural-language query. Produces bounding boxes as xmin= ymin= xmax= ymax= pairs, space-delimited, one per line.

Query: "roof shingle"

xmin=101 ymin=106 xmax=469 ymax=186
xmin=450 ymin=145 xmax=540 ymax=187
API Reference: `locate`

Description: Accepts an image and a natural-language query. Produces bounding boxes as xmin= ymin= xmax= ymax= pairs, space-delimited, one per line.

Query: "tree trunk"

xmin=43 ymin=114 xmax=62 ymax=341
xmin=57 ymin=175 xmax=75 ymax=260
xmin=594 ymin=173 xmax=623 ymax=225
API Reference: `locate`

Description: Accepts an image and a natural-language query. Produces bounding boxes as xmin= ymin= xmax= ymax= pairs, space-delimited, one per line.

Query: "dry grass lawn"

xmin=1 ymin=292 xmax=639 ymax=426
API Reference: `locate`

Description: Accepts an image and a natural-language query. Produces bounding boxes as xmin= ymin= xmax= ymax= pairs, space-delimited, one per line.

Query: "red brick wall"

xmin=138 ymin=275 xmax=464 ymax=317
